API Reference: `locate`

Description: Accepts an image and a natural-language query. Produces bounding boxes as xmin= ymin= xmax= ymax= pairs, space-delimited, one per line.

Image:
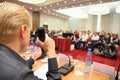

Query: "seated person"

xmin=0 ymin=2 xmax=61 ymax=80
xmin=90 ymin=32 xmax=99 ymax=51
xmin=80 ymin=31 xmax=88 ymax=49
xmin=73 ymin=31 xmax=81 ymax=49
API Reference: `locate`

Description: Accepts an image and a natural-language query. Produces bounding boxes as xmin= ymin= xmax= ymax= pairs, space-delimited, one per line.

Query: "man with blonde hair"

xmin=0 ymin=2 xmax=61 ymax=80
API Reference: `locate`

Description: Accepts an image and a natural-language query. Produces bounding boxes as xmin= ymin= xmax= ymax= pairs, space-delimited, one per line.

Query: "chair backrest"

xmin=57 ymin=53 xmax=73 ymax=62
xmin=93 ymin=61 xmax=115 ymax=76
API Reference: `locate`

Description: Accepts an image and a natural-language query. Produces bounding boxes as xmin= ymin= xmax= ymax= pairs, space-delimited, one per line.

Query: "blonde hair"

xmin=0 ymin=2 xmax=30 ymax=42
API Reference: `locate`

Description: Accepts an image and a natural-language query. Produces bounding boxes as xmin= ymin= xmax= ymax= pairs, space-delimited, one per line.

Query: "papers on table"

xmin=34 ymin=64 xmax=48 ymax=80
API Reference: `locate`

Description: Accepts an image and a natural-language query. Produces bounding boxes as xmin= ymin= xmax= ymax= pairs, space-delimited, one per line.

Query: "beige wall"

xmin=111 ymin=14 xmax=120 ymax=34
xmin=30 ymin=11 xmax=120 ymax=34
xmin=40 ymin=13 xmax=69 ymax=31
xmin=68 ymin=15 xmax=97 ymax=32
xmin=68 ymin=14 xmax=120 ymax=33
xmin=102 ymin=14 xmax=113 ymax=32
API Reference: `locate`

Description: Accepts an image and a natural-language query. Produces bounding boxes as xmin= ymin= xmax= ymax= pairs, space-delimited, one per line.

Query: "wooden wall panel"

xmin=32 ymin=12 xmax=40 ymax=31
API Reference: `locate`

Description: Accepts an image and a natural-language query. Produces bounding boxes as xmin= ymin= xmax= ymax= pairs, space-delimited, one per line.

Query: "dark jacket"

xmin=0 ymin=44 xmax=61 ymax=80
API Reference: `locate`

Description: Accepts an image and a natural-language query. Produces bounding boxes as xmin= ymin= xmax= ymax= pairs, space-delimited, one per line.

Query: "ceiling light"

xmin=50 ymin=5 xmax=52 ymax=7
xmin=89 ymin=2 xmax=92 ymax=5
xmin=64 ymin=1 xmax=66 ymax=4
xmin=22 ymin=5 xmax=25 ymax=7
xmin=116 ymin=5 xmax=120 ymax=13
xmin=57 ymin=3 xmax=59 ymax=5
xmin=88 ymin=4 xmax=110 ymax=15
xmin=30 ymin=7 xmax=32 ymax=9
xmin=35 ymin=9 xmax=38 ymax=11
xmin=18 ymin=0 xmax=46 ymax=4
xmin=56 ymin=7 xmax=88 ymax=19
xmin=99 ymin=0 xmax=102 ymax=3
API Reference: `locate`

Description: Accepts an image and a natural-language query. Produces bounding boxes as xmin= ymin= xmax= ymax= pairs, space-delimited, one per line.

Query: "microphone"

xmin=58 ymin=54 xmax=74 ymax=75
xmin=64 ymin=53 xmax=72 ymax=66
xmin=115 ymin=64 xmax=120 ymax=80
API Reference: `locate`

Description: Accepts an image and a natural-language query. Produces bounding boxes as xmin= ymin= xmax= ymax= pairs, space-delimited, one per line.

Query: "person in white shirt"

xmin=80 ymin=31 xmax=88 ymax=49
xmin=90 ymin=32 xmax=99 ymax=51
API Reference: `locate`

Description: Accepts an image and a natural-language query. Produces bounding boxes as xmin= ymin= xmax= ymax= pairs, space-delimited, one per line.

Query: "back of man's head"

xmin=0 ymin=2 xmax=30 ymax=42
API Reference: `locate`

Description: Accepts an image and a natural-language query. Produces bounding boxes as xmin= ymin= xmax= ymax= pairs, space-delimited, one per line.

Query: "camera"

xmin=35 ymin=27 xmax=46 ymax=42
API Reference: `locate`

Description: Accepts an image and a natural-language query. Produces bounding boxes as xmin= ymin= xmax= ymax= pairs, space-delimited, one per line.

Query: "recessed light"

xmin=89 ymin=2 xmax=92 ymax=5
xmin=35 ymin=9 xmax=38 ymax=11
xmin=99 ymin=0 xmax=102 ymax=3
xmin=73 ymin=0 xmax=75 ymax=1
xmin=45 ymin=6 xmax=47 ymax=8
xmin=64 ymin=1 xmax=66 ymax=4
xmin=50 ymin=5 xmax=52 ymax=7
xmin=30 ymin=7 xmax=32 ymax=9
xmin=39 ymin=7 xmax=41 ymax=9
xmin=23 ymin=5 xmax=25 ymax=7
xmin=18 ymin=0 xmax=46 ymax=4
xmin=57 ymin=3 xmax=59 ymax=5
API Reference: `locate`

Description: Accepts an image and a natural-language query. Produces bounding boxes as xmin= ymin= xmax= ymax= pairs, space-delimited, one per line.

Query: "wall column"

xmin=96 ymin=15 xmax=102 ymax=32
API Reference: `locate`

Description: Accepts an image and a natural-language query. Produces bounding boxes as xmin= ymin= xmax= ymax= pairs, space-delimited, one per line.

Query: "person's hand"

xmin=37 ymin=37 xmax=56 ymax=58
xmin=31 ymin=48 xmax=42 ymax=60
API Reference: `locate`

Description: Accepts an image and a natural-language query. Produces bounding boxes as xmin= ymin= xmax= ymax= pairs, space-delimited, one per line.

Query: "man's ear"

xmin=19 ymin=25 xmax=27 ymax=38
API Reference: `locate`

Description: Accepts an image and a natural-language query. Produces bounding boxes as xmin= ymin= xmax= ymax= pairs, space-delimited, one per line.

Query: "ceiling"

xmin=36 ymin=0 xmax=62 ymax=6
xmin=0 ymin=0 xmax=120 ymax=19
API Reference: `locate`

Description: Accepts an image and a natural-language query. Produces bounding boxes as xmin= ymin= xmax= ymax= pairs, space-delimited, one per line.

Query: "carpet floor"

xmin=56 ymin=46 xmax=120 ymax=71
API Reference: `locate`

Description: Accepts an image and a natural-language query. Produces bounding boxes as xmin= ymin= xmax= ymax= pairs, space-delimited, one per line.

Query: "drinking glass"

xmin=74 ymin=55 xmax=84 ymax=76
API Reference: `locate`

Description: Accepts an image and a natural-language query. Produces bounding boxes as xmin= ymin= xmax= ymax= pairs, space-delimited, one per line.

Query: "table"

xmin=52 ymin=37 xmax=71 ymax=51
xmin=32 ymin=59 xmax=109 ymax=80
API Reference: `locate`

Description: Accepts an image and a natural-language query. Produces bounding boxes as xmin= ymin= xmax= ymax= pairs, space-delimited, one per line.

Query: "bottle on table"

xmin=84 ymin=48 xmax=92 ymax=75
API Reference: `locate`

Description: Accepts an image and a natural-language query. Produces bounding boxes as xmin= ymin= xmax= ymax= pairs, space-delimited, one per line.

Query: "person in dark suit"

xmin=0 ymin=2 xmax=61 ymax=80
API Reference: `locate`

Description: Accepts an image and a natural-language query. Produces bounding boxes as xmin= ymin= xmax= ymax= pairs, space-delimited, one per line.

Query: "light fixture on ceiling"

xmin=116 ymin=5 xmax=120 ymax=13
xmin=88 ymin=4 xmax=110 ymax=15
xmin=56 ymin=7 xmax=88 ymax=19
xmin=18 ymin=0 xmax=46 ymax=4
